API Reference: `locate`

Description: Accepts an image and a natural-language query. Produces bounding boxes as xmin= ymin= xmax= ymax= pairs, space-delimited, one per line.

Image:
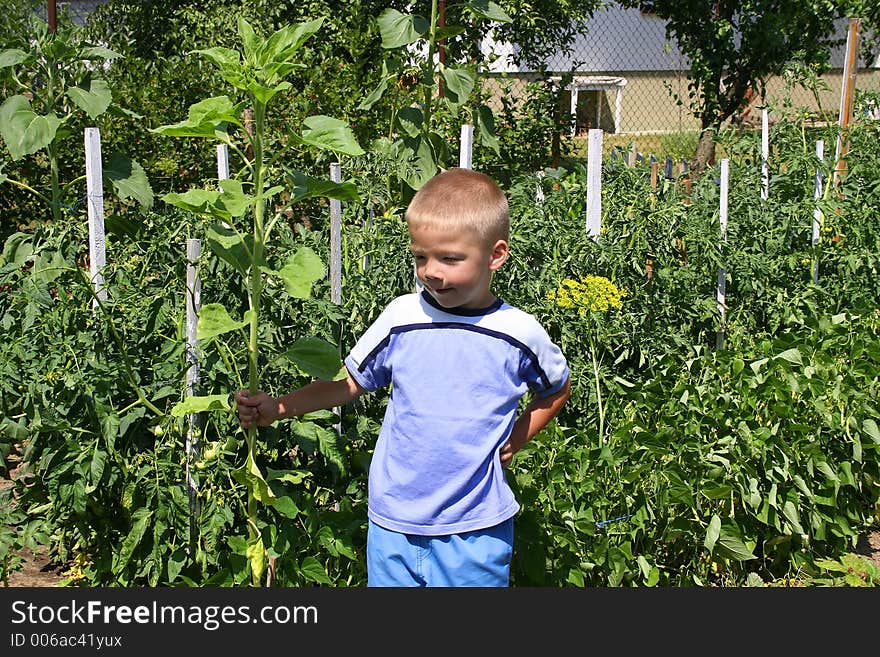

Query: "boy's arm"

xmin=500 ymin=377 xmax=571 ymax=468
xmin=236 ymin=370 xmax=366 ymax=429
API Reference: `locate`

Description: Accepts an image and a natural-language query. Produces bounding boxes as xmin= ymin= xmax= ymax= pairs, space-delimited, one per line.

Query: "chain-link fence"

xmin=483 ymin=5 xmax=879 ymax=146
xmin=31 ymin=2 xmax=880 ymax=150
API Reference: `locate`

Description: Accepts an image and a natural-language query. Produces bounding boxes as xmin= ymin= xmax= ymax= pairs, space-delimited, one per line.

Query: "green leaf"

xmin=378 ymin=8 xmax=429 ymax=49
xmin=467 ymin=0 xmax=513 ymax=23
xmin=89 ymin=448 xmax=107 ymax=491
xmin=217 ymin=178 xmax=253 ymax=216
xmin=318 ymin=426 xmax=347 ymax=477
xmin=266 ymin=468 xmax=310 ymax=485
xmin=862 ymin=419 xmax=880 ymax=444
xmin=105 ymin=153 xmax=153 ymax=211
xmin=113 ymin=508 xmax=152 ymax=575
xmin=397 ymin=136 xmax=438 ymax=190
xmin=237 ymin=18 xmax=260 ymax=63
xmin=274 ymin=246 xmax=325 ymax=299
xmin=197 ymin=304 xmax=255 ymax=340
xmin=0 ymin=417 xmax=27 ymax=441
xmin=435 ymin=26 xmax=467 ymax=41
xmin=205 ymin=223 xmax=254 ymax=275
xmin=475 ymin=104 xmax=500 ymax=154
xmin=163 ymin=182 xmax=251 ymax=222
xmin=300 ymin=556 xmax=333 ymax=584
xmin=357 ymin=75 xmax=391 ymax=111
xmin=0 ymin=95 xmax=63 ymax=161
xmin=271 ymin=495 xmax=300 ymax=519
xmin=171 ymin=394 xmax=231 ymax=417
xmin=81 ymin=46 xmax=122 ymax=61
xmin=704 ymin=514 xmax=721 ymax=552
xmin=0 ymin=48 xmax=28 ymax=68
xmin=193 ymin=46 xmax=241 ymax=72
xmin=749 ymin=357 xmax=769 ymax=374
xmin=257 ymin=17 xmax=324 ymax=71
xmin=396 ymin=106 xmax=423 ymax=138
xmin=774 ymin=348 xmax=803 ymax=366
xmin=66 ymin=78 xmax=112 ymax=120
xmin=782 ymin=500 xmax=805 ymax=535
xmin=715 ymin=525 xmax=757 ymax=561
xmin=246 ymin=536 xmax=266 ymax=584
xmin=151 ymin=96 xmax=241 ymax=138
xmin=441 ymin=67 xmax=476 ymax=107
xmin=286 ymin=170 xmax=360 ymax=204
xmin=282 ymin=337 xmax=344 ymax=380
xmin=298 ymin=115 xmax=364 ymax=156
xmin=232 ymin=453 xmax=275 ymax=503
xmin=167 ymin=548 xmax=187 ymax=584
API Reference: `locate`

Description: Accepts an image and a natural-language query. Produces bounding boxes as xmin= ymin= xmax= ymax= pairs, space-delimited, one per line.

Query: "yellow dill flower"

xmin=547 ymin=275 xmax=627 ymax=316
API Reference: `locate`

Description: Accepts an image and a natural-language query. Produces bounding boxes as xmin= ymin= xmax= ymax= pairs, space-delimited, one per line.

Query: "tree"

xmin=435 ymin=0 xmax=602 ymax=67
xmin=839 ymin=0 xmax=880 ymax=63
xmin=620 ymin=1 xmax=844 ymax=173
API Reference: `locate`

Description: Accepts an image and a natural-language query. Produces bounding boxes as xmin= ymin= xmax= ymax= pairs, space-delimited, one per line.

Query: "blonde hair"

xmin=405 ymin=168 xmax=509 ymax=244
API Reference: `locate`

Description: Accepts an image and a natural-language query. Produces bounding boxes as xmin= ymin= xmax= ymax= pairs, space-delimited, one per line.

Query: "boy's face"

xmin=409 ymin=224 xmax=508 ymax=310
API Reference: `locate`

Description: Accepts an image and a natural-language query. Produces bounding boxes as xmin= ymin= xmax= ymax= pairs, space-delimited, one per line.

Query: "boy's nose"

xmin=423 ymin=260 xmax=441 ymax=281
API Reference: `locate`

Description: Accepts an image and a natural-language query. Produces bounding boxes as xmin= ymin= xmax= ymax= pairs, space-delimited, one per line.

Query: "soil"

xmin=2 ymin=457 xmax=880 ymax=587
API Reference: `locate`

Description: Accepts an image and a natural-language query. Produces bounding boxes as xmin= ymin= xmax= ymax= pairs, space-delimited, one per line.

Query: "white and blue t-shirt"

xmin=344 ymin=291 xmax=569 ymax=536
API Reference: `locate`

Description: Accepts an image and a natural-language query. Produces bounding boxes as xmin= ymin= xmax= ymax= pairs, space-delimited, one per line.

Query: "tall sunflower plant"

xmin=153 ymin=16 xmax=363 ymax=585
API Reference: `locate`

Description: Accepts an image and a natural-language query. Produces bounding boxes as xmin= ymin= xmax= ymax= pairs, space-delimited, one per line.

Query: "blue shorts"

xmin=367 ymin=518 xmax=514 ymax=587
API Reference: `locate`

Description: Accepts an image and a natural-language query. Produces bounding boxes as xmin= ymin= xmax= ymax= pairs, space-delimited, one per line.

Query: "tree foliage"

xmin=620 ymin=1 xmax=845 ymax=171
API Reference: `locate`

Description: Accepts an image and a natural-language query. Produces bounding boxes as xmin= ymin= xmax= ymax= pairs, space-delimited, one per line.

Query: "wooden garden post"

xmin=833 ymin=18 xmax=861 ymax=187
xmin=586 ymin=129 xmax=603 ymax=241
xmin=84 ymin=128 xmax=107 ymax=308
xmin=761 ymin=108 xmax=769 ymax=200
xmin=459 ymin=123 xmax=474 ymax=170
xmin=812 ymin=140 xmax=825 ymax=283
xmin=185 ymin=238 xmax=202 ymax=546
xmin=329 ymin=162 xmax=343 ymax=436
xmin=716 ymin=159 xmax=730 ymax=349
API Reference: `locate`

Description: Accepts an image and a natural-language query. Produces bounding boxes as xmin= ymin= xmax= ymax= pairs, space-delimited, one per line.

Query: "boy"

xmin=236 ymin=168 xmax=570 ymax=586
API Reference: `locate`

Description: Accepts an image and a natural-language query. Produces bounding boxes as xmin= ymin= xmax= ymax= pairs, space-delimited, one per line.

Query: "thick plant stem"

xmin=45 ymin=52 xmax=62 ymax=222
xmin=246 ymin=100 xmax=267 ymax=585
xmin=422 ymin=0 xmax=439 ymax=145
xmin=591 ymin=344 xmax=604 ymax=446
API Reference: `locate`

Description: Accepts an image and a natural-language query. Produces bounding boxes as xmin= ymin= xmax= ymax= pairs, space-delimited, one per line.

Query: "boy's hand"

xmin=235 ymin=389 xmax=278 ymax=429
xmin=500 ymin=439 xmax=516 ymax=468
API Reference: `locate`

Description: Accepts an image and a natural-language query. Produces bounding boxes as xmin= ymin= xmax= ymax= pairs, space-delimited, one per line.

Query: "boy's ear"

xmin=488 ymin=239 xmax=509 ymax=271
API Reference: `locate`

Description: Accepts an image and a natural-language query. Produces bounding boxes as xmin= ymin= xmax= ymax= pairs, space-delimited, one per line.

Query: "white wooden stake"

xmin=217 ymin=144 xmax=230 ymax=180
xmin=84 ymin=128 xmax=107 ymax=308
xmin=812 ymin=140 xmax=825 ymax=283
xmin=459 ymin=124 xmax=474 ymax=169
xmin=761 ymin=108 xmax=769 ymax=200
xmin=329 ymin=163 xmax=343 ymax=436
xmin=185 ymin=238 xmax=202 ymax=539
xmin=716 ymin=159 xmax=730 ymax=349
xmin=586 ymin=129 xmax=603 ymax=240
xmin=329 ymin=163 xmax=342 ymax=306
